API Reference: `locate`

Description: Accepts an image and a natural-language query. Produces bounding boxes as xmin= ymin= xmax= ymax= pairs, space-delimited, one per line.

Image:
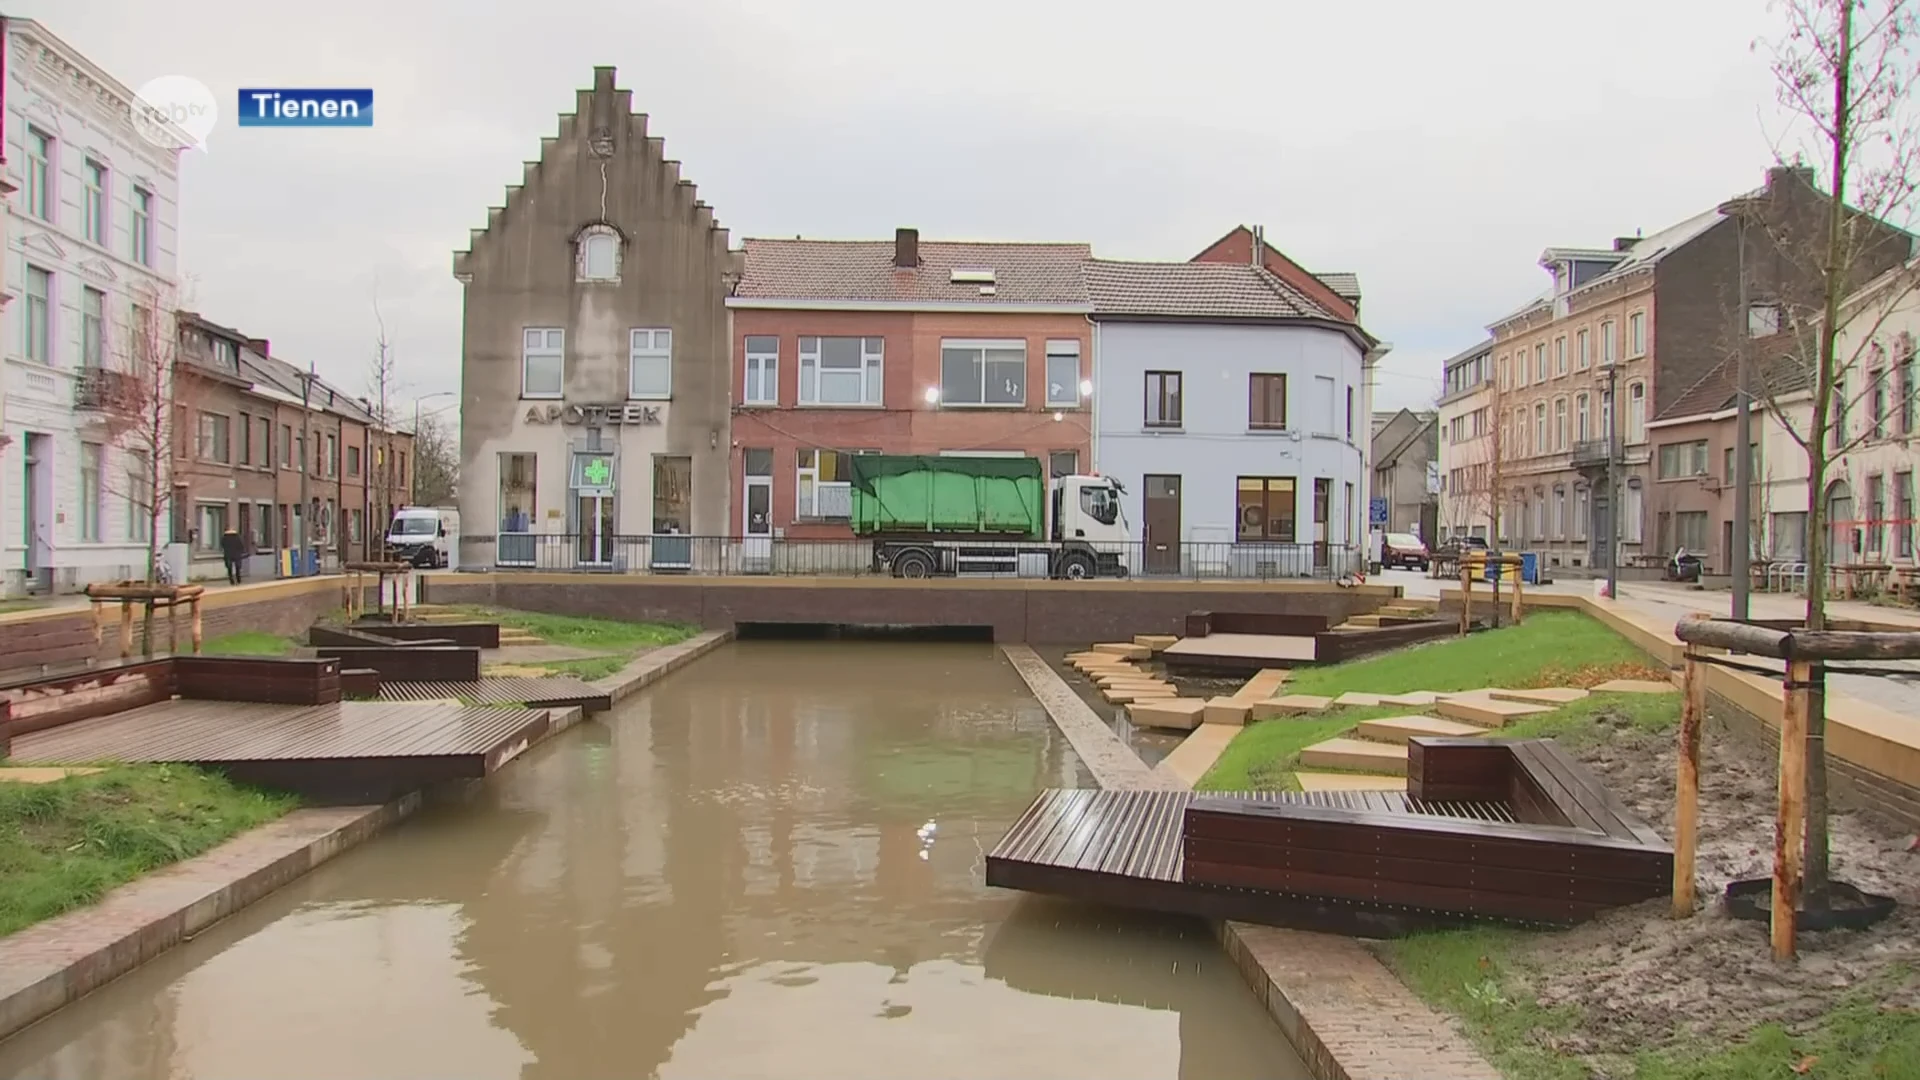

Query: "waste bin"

xmin=1520 ymin=551 xmax=1540 ymax=585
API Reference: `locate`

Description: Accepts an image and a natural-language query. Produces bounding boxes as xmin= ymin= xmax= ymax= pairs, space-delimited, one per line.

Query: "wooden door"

xmin=1144 ymin=475 xmax=1182 ymax=574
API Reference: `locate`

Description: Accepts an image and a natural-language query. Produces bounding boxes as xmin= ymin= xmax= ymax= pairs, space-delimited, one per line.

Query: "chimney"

xmin=1767 ymin=164 xmax=1816 ymax=191
xmin=894 ymin=227 xmax=919 ymax=269
xmin=1250 ymin=225 xmax=1265 ymax=268
xmin=1613 ymin=237 xmax=1638 ymax=252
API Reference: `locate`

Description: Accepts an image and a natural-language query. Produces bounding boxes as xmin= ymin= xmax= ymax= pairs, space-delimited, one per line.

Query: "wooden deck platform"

xmin=6 ymin=698 xmax=571 ymax=802
xmin=1160 ymin=633 xmax=1318 ymax=668
xmin=986 ymin=738 xmax=1672 ymax=934
xmin=378 ymin=675 xmax=611 ymax=712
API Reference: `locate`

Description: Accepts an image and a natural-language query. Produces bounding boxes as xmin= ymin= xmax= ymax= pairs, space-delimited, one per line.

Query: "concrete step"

xmin=1294 ymin=772 xmax=1409 ymax=793
xmin=1203 ymin=697 xmax=1252 ymax=726
xmin=1128 ymin=698 xmax=1209 ymax=732
xmin=1104 ymin=687 xmax=1179 ymax=704
xmin=1093 ymin=642 xmax=1152 ymax=660
xmin=1249 ymin=694 xmax=1334 ymax=720
xmin=1296 ymin=738 xmax=1409 ymax=776
xmin=1434 ymin=697 xmax=1555 ymax=728
xmin=1229 ymin=668 xmax=1291 ymax=703
xmin=1353 ymin=715 xmax=1489 ymax=744
xmin=1591 ymin=678 xmax=1678 ymax=694
xmin=1133 ymin=634 xmax=1179 ymax=653
xmin=1489 ymin=687 xmax=1589 ymax=706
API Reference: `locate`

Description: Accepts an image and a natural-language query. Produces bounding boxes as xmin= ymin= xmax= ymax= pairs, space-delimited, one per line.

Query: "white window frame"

xmin=1577 ymin=328 xmax=1591 ymax=369
xmin=522 ymin=327 xmax=564 ymax=399
xmin=132 ymin=186 xmax=153 ymax=266
xmin=84 ymin=158 xmax=108 ymax=246
xmin=939 ymin=338 xmax=1027 ymax=408
xmin=1554 ymin=336 xmax=1567 ymax=376
xmin=212 ymin=338 xmax=239 ymax=371
xmin=800 ymin=336 xmax=884 ymax=407
xmin=577 ymin=226 xmax=621 ymax=282
xmin=1628 ymin=311 xmax=1647 ymax=357
xmin=24 ymin=266 xmax=52 ymax=364
xmin=744 ymin=335 xmax=778 ymax=406
xmin=82 ymin=287 xmax=106 ymax=369
xmin=796 ymin=448 xmax=858 ymax=520
xmin=1624 ymin=481 xmax=1644 ymax=543
xmin=1044 ymin=339 xmax=1081 ymax=407
xmin=629 ymin=328 xmax=672 ymax=400
xmin=1534 ymin=343 xmax=1546 ymax=383
xmin=1554 ymin=397 xmax=1568 ymax=451
xmin=1575 ymin=392 xmax=1590 ymax=442
xmin=1533 ymin=402 xmax=1547 ymax=455
xmin=1626 ymin=380 xmax=1648 ymax=444
xmin=1601 ymin=320 xmax=1617 ymax=365
xmin=25 ymin=127 xmax=52 ymax=221
xmin=80 ymin=442 xmax=104 ymax=542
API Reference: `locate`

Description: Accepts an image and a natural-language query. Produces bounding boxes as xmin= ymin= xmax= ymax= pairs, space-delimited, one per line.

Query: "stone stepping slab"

xmin=1591 ymin=678 xmax=1677 ymax=694
xmin=1105 ymin=688 xmax=1179 ymax=704
xmin=1434 ymin=697 xmax=1554 ymax=728
xmin=0 ymin=766 xmax=104 ymax=784
xmin=1332 ymin=691 xmax=1384 ymax=707
xmin=1203 ymin=697 xmax=1252 ymax=727
xmin=1374 ymin=691 xmax=1441 ymax=707
xmin=1297 ymin=737 xmax=1409 ymax=775
xmin=1295 ymin=771 xmax=1409 ymax=793
xmin=1133 ymin=634 xmax=1179 ymax=653
xmin=1092 ymin=642 xmax=1152 ymax=660
xmin=1353 ymin=715 xmax=1490 ymax=744
xmin=1127 ymin=697 xmax=1209 ymax=731
xmin=1249 ymin=694 xmax=1334 ymax=720
xmin=1489 ymin=687 xmax=1589 ymax=705
xmin=1230 ymin=668 xmax=1291 ymax=703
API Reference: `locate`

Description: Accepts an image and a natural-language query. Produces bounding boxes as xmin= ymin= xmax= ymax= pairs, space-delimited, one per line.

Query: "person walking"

xmin=220 ymin=527 xmax=246 ymax=586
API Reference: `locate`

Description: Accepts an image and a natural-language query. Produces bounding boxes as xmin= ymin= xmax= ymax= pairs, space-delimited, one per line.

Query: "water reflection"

xmin=0 ymin=642 xmax=1305 ymax=1080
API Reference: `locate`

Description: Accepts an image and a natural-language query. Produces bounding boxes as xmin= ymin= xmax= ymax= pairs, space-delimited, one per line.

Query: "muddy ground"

xmin=1518 ymin=706 xmax=1920 ymax=1057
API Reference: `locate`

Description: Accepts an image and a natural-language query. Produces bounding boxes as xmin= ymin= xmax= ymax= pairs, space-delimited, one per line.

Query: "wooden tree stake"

xmin=118 ymin=603 xmax=134 ymax=659
xmin=190 ymin=598 xmax=203 ymax=654
xmin=1674 ymin=648 xmax=1707 ymax=917
xmin=1774 ymin=658 xmax=1813 ymax=961
xmin=1510 ymin=566 xmax=1524 ymax=625
xmin=1459 ymin=562 xmax=1473 ymax=636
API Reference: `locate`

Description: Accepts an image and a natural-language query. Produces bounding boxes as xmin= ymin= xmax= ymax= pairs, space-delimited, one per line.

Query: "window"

xmin=1626 ymin=381 xmax=1647 ymax=443
xmin=1552 ymin=485 xmax=1565 ymax=538
xmin=256 ymin=501 xmax=274 ymax=550
xmin=499 ymin=453 xmax=537 ymax=534
xmin=127 ymin=452 xmax=152 ymax=543
xmin=78 ymin=443 xmax=103 ymax=542
xmin=24 ymin=267 xmax=51 ymax=363
xmin=198 ymin=413 xmax=232 ymax=462
xmin=1498 ymin=357 xmax=1509 ymax=390
xmin=84 ymin=159 xmax=108 ymax=245
xmin=1772 ymin=512 xmax=1808 ymax=560
xmin=798 ymin=449 xmax=856 ymax=519
xmin=1624 ymin=481 xmax=1644 ymax=543
xmin=1145 ymin=371 xmax=1182 ymax=427
xmin=1048 ymin=450 xmax=1079 ymax=478
xmin=743 ymin=335 xmax=778 ymax=405
xmin=1577 ymin=328 xmax=1591 ymax=370
xmin=1575 ymin=486 xmax=1590 ymax=540
xmin=939 ymin=339 xmax=1024 ymax=406
xmin=1575 ymin=392 xmax=1591 ymax=442
xmin=1515 ymin=352 xmax=1527 ymax=388
xmin=522 ymin=328 xmax=564 ymax=398
xmin=1902 ymin=335 xmax=1918 ymax=435
xmin=1628 ymin=311 xmax=1646 ymax=357
xmin=1675 ymin=511 xmax=1709 ymax=553
xmin=1833 ymin=377 xmax=1848 ymax=450
xmin=1346 ymin=386 xmax=1355 ymax=439
xmin=239 ymin=415 xmax=253 ymax=466
xmin=1554 ymin=336 xmax=1567 ymax=376
xmin=281 ymin=424 xmax=294 ymax=469
xmin=1534 ymin=343 xmax=1547 ymax=382
xmin=1532 ymin=491 xmax=1545 ymax=540
xmin=349 ymin=508 xmax=364 ymax=545
xmin=196 ymin=503 xmax=229 ymax=554
xmin=1871 ymin=364 xmax=1888 ymax=439
xmin=1314 ymin=375 xmax=1337 ymax=435
xmin=1554 ymin=398 xmax=1568 ymax=450
xmin=25 ymin=128 xmax=51 ymax=221
xmin=1236 ymin=477 xmax=1297 ymax=542
xmin=1657 ymin=440 xmax=1710 ymax=478
xmin=129 ymin=303 xmax=152 ymax=366
xmin=348 ymin=445 xmax=362 ymax=476
xmin=82 ymin=288 xmax=106 ymax=368
xmin=1249 ymin=373 xmax=1287 ymax=429
xmin=1898 ymin=471 xmax=1914 ymax=560
xmin=212 ymin=338 xmax=239 ymax=371
xmin=324 ymin=433 xmax=338 ymax=477
xmin=1601 ymin=321 xmax=1616 ymax=365
xmin=132 ymin=187 xmax=153 ymax=265
xmin=1534 ymin=403 xmax=1547 ymax=455
xmin=802 ymin=337 xmax=884 ymax=406
xmin=1868 ymin=474 xmax=1886 ymax=554
xmin=629 ymin=328 xmax=672 ymax=399
xmin=1748 ymin=304 xmax=1781 ymax=338
xmin=578 ymin=228 xmax=619 ymax=281
xmin=1045 ymin=340 xmax=1081 ymax=407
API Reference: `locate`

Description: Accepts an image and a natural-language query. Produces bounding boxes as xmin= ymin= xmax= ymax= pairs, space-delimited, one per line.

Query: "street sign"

xmin=1369 ymin=497 xmax=1388 ymax=526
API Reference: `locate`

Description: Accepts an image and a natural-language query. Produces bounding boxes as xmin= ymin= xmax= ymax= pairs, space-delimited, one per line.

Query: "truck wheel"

xmin=892 ymin=550 xmax=935 ymax=579
xmin=1059 ymin=552 xmax=1095 ymax=580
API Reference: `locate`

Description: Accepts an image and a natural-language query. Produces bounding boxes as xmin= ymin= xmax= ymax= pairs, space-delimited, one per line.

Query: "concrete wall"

xmin=427 ymin=574 xmax=1392 ymax=644
xmin=453 ymin=67 xmax=735 ymax=568
xmin=1092 ymin=321 xmax=1367 ymax=555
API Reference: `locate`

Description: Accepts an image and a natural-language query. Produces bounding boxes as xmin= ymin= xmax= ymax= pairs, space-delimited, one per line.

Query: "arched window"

xmin=575 ymin=224 xmax=622 ymax=282
xmin=1627 ymin=381 xmax=1648 ymax=444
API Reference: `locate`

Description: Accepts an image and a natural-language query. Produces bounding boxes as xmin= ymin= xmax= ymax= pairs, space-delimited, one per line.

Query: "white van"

xmin=386 ymin=506 xmax=457 ymax=568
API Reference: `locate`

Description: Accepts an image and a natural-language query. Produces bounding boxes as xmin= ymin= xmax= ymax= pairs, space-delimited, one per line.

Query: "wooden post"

xmin=1510 ymin=560 xmax=1524 ymax=625
xmin=1774 ymin=657 xmax=1813 ymax=961
xmin=1674 ymin=646 xmax=1707 ymax=917
xmin=118 ymin=602 xmax=134 ymax=659
xmin=89 ymin=600 xmax=103 ymax=648
xmin=190 ymin=597 xmax=203 ymax=654
xmin=1459 ymin=561 xmax=1473 ymax=636
xmin=168 ymin=600 xmax=179 ymax=655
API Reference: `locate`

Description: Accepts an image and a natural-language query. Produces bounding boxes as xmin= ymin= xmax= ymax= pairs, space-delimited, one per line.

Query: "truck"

xmin=385 ymin=505 xmax=459 ymax=568
xmin=848 ymin=454 xmax=1131 ymax=579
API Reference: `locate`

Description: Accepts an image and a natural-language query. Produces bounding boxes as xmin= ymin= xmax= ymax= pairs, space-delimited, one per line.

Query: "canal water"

xmin=0 ymin=642 xmax=1308 ymax=1080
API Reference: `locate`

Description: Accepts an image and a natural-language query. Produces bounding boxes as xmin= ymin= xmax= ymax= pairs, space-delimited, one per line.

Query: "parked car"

xmin=1382 ymin=532 xmax=1430 ymax=570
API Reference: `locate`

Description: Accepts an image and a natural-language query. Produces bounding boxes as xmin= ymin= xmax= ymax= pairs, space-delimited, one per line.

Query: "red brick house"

xmin=725 ymin=229 xmax=1093 ymax=544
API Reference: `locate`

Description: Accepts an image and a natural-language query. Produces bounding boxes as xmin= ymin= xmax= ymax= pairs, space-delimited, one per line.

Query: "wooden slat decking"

xmin=7 ymin=698 xmax=565 ymax=802
xmin=379 ymin=676 xmax=611 ymax=712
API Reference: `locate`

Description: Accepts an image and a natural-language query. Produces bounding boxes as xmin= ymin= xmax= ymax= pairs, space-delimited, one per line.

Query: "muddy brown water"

xmin=0 ymin=642 xmax=1307 ymax=1080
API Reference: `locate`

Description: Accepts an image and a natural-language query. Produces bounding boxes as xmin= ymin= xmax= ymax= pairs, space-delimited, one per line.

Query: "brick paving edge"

xmin=0 ymin=794 xmax=421 ymax=1044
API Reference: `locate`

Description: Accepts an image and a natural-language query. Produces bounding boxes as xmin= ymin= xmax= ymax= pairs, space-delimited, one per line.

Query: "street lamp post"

xmin=1603 ymin=360 xmax=1621 ymax=601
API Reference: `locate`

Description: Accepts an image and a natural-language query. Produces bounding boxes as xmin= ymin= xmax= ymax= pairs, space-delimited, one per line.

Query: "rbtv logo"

xmin=237 ymin=88 xmax=373 ymax=127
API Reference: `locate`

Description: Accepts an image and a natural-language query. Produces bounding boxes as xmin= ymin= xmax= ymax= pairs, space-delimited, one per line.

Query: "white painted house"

xmin=1086 ymin=259 xmax=1381 ymax=577
xmin=2 ymin=18 xmax=181 ymax=594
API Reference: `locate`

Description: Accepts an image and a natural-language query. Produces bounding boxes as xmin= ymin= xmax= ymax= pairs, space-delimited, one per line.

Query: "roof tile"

xmin=736 ymin=238 xmax=1091 ymax=305
xmin=1084 ymin=260 xmax=1344 ymax=321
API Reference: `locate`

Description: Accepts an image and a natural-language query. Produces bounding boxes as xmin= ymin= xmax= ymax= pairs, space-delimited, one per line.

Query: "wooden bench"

xmin=174 ymin=655 xmax=342 ymax=706
xmin=1181 ymin=737 xmax=1671 ymax=925
xmin=312 ymin=645 xmax=481 ymax=682
xmin=339 ymin=667 xmax=382 ymax=700
xmin=0 ymin=658 xmax=176 ymax=750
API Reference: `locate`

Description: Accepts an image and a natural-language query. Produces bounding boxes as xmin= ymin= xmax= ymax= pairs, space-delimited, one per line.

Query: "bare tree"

xmin=367 ymin=301 xmax=399 ymax=554
xmin=1750 ymin=0 xmax=1920 ymax=901
xmin=1443 ymin=374 xmax=1508 ymax=543
xmin=91 ymin=286 xmax=192 ymax=584
xmin=411 ymin=413 xmax=459 ymax=507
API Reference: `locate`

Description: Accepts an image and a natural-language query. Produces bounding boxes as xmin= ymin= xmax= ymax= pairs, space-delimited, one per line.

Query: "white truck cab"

xmin=1050 ymin=474 xmax=1131 ymax=544
xmin=386 ymin=506 xmax=457 ymax=569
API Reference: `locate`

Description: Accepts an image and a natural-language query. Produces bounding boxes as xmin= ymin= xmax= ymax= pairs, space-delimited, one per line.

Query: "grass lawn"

xmin=202 ymin=630 xmax=295 ymax=656
xmin=529 ymin=655 xmax=632 ymax=681
xmin=1196 ymin=611 xmax=1667 ymax=791
xmin=455 ymin=606 xmax=697 ymax=653
xmin=0 ymin=765 xmax=295 ymax=937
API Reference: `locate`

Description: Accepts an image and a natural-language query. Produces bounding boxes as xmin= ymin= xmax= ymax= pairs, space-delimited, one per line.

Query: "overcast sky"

xmin=21 ymin=0 xmax=1794 ymax=416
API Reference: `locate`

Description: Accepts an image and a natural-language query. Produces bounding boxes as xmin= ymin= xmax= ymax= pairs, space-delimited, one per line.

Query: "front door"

xmin=1143 ymin=475 xmax=1181 ymax=574
xmin=23 ymin=434 xmax=50 ymax=592
xmin=742 ymin=449 xmax=773 ymax=571
xmin=576 ymin=494 xmax=613 ymax=566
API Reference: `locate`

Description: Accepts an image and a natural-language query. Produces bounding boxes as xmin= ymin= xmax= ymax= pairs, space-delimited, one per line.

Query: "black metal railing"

xmin=73 ymin=368 xmax=142 ymax=411
xmin=481 ymin=534 xmax=1366 ymax=581
xmin=1570 ymin=438 xmax=1620 ymax=468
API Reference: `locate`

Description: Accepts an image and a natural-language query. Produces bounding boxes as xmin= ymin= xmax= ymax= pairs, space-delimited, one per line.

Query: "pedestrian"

xmin=220 ymin=528 xmax=246 ymax=585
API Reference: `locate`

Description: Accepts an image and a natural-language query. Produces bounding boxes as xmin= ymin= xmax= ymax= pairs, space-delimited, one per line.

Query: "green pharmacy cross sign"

xmin=581 ymin=458 xmax=613 ymax=487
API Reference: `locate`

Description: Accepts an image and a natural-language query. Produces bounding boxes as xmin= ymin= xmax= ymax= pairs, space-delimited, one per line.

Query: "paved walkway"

xmin=1000 ymin=645 xmax=1170 ymax=791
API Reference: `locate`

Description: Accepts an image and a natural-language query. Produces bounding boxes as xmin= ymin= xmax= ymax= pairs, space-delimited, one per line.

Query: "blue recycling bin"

xmin=1520 ymin=551 xmax=1540 ymax=584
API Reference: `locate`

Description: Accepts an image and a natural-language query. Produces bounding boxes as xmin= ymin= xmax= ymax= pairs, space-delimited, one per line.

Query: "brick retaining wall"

xmin=0 ymin=579 xmax=349 ymax=674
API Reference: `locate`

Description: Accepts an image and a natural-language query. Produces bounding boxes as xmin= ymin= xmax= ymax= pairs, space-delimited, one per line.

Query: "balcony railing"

xmin=1570 ymin=438 xmax=1620 ymax=468
xmin=73 ymin=368 xmax=141 ymax=411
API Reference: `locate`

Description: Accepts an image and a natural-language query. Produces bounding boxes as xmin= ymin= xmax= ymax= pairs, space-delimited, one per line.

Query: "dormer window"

xmin=576 ymin=224 xmax=622 ymax=283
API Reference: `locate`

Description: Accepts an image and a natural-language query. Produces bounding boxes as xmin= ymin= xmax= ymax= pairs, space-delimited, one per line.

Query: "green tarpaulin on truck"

xmin=848 ymin=455 xmax=1044 ymax=538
